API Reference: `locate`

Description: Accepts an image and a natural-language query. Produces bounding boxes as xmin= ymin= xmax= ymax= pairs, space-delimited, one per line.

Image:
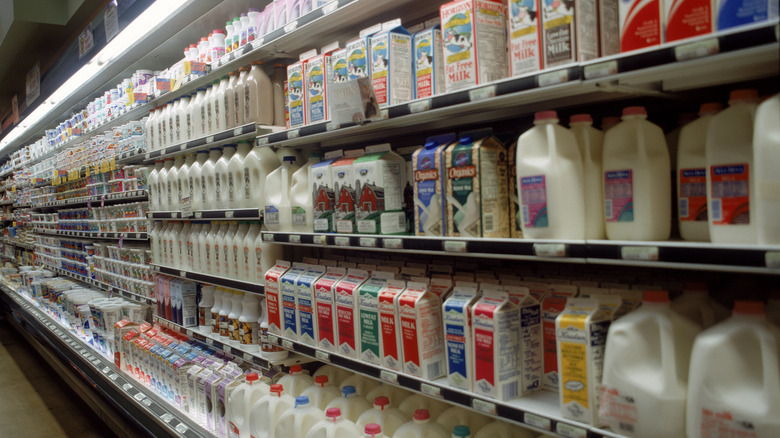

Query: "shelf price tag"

xmin=160 ymin=413 xmax=174 ymax=423
xmin=257 ymin=136 xmax=269 ymax=145
xmin=409 ymin=99 xmax=431 ymax=114
xmin=524 ymin=413 xmax=551 ymax=430
xmin=281 ymin=339 xmax=294 ymax=349
xmin=380 ymin=370 xmax=398 ymax=384
xmin=102 ymin=367 xmax=111 ymax=374
xmin=621 ymin=246 xmax=659 ymax=261
xmin=471 ymin=399 xmax=496 ymax=415
xmin=420 ymin=383 xmax=441 ymax=398
xmin=323 ymin=1 xmax=338 ymax=14
xmin=223 ymin=345 xmax=232 ymax=355
xmin=205 ymin=337 xmax=214 ymax=346
xmin=289 ymin=234 xmax=301 ymax=243
xmin=243 ymin=352 xmax=254 ymax=362
xmin=207 ymin=136 xmax=214 ymax=144
xmin=468 ymin=85 xmax=496 ymax=102
xmin=766 ymin=251 xmax=780 ymax=269
xmin=555 ymin=423 xmax=587 ymax=438
xmin=315 ymin=350 xmax=330 ymax=362
xmin=175 ymin=424 xmax=189 ymax=434
xmin=122 ymin=383 xmax=133 ymax=391
xmin=538 ymin=69 xmax=570 ymax=87
xmin=134 ymin=392 xmax=146 ymax=401
xmin=334 ymin=237 xmax=350 ymax=247
xmin=534 ymin=243 xmax=567 ymax=257
xmin=225 ymin=210 xmax=234 ymax=219
xmin=443 ymin=240 xmax=467 ymax=253
xmin=287 ymin=129 xmax=300 ymax=139
xmin=263 ymin=233 xmax=274 ymax=242
xmin=675 ymin=38 xmax=719 ymax=62
xmin=359 ymin=237 xmax=376 ymax=248
xmin=583 ymin=60 xmax=618 ymax=80
xmin=284 ymin=20 xmax=298 ymax=33
xmin=142 ymin=397 xmax=153 ymax=407
xmin=268 ymin=334 xmax=279 ymax=344
xmin=233 ymin=128 xmax=243 ymax=137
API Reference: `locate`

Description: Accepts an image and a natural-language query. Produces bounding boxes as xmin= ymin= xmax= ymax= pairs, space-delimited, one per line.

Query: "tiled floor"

xmin=0 ymin=317 xmax=117 ymax=437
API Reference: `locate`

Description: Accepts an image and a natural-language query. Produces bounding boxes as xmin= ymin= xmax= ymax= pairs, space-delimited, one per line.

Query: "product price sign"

xmin=328 ymin=77 xmax=381 ymax=128
xmin=104 ymin=1 xmax=119 ymax=43
xmin=78 ymin=25 xmax=94 ymax=59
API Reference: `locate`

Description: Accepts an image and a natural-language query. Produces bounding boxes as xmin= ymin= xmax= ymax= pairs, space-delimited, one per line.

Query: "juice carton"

xmin=398 ymin=282 xmax=446 ymax=379
xmin=413 ymin=25 xmax=445 ymax=98
xmin=315 ymin=267 xmax=347 ymax=351
xmin=508 ymin=0 xmax=543 ymax=75
xmin=331 ymin=149 xmax=365 ymax=233
xmin=440 ymin=0 xmax=508 ymax=92
xmin=540 ymin=0 xmax=599 ymax=67
xmin=305 ymin=43 xmax=339 ymax=124
xmin=664 ymin=0 xmax=712 ymax=42
xmin=445 ymin=134 xmax=510 ymax=238
xmin=555 ymin=298 xmax=611 ymax=425
xmin=472 ymin=288 xmax=522 ymax=400
xmin=370 ymin=23 xmax=413 ymax=107
xmin=265 ymin=261 xmax=292 ymax=336
xmin=296 ymin=265 xmax=327 ymax=346
xmin=311 ymin=150 xmax=344 ymax=233
xmin=378 ymin=280 xmax=407 ymax=371
xmin=413 ymin=135 xmax=456 ymax=236
xmin=442 ymin=282 xmax=480 ymax=390
xmin=335 ymin=269 xmax=370 ymax=358
xmin=354 ymin=144 xmax=407 ymax=234
xmin=358 ymin=273 xmax=394 ymax=365
xmin=542 ymin=284 xmax=578 ymax=391
xmin=618 ymin=0 xmax=663 ymax=52
xmin=504 ymin=285 xmax=543 ymax=394
xmin=280 ymin=262 xmax=309 ymax=339
xmin=346 ymin=23 xmax=383 ymax=80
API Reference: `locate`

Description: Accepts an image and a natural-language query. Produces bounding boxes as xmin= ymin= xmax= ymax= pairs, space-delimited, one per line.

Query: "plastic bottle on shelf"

xmin=246 ymin=60 xmax=274 ymax=125
xmin=394 ymin=409 xmax=448 ymax=438
xmin=175 ymin=94 xmax=190 ymax=144
xmin=189 ymin=88 xmax=207 ymax=140
xmin=247 ymin=8 xmax=260 ymax=42
xmin=325 ymin=386 xmax=371 ymax=423
xmin=278 ymin=365 xmax=315 ymax=397
xmin=435 ymin=407 xmax=490 ymax=436
xmin=670 ymin=282 xmax=730 ymax=328
xmin=706 ymin=89 xmax=760 ymax=244
xmin=189 ymin=222 xmax=204 ymax=270
xmin=602 ymin=106 xmax=671 ymax=241
xmin=362 ymin=423 xmax=386 ymax=438
xmin=231 ymin=222 xmax=250 ymax=279
xmin=339 ymin=375 xmax=379 ymax=398
xmin=239 ymin=292 xmax=262 ymax=351
xmin=516 ymin=110 xmax=585 ymax=239
xmin=147 ymin=161 xmax=163 ymax=211
xmin=208 ymin=80 xmax=221 ymax=134
xmin=156 ymin=104 xmax=167 ymax=149
xmin=227 ymin=372 xmax=269 ymax=438
xmin=178 ymin=221 xmax=192 ymax=270
xmin=686 ymin=301 xmax=780 ymax=438
xmin=167 ymin=156 xmax=185 ymax=211
xmin=197 ymin=36 xmax=209 ymax=62
xmin=197 ymin=222 xmax=212 ymax=274
xmin=250 ymin=384 xmax=296 ymax=438
xmin=206 ymin=222 xmax=222 ymax=275
xmin=754 ymin=93 xmax=780 ymax=245
xmin=225 ymin=21 xmax=235 ymax=55
xmin=253 ymin=238 xmax=283 ymax=287
xmin=275 ymin=395 xmax=325 ymax=438
xmin=306 ymin=407 xmax=362 ymax=438
xmin=473 ymin=420 xmax=536 ymax=438
xmin=210 ymin=29 xmax=226 ymax=63
xmin=145 ymin=108 xmax=158 ymax=151
xmin=169 ymin=99 xmax=181 ymax=146
xmin=188 ymin=151 xmax=209 ymax=212
xmin=159 ymin=102 xmax=171 ymax=148
xmin=200 ymin=84 xmax=214 ymax=136
xmin=356 ymin=396 xmax=410 ymax=437
xmin=150 ymin=221 xmax=163 ymax=264
xmin=600 ymin=291 xmax=701 ymax=437
xmin=215 ymin=144 xmax=236 ymax=207
xmin=300 ymin=375 xmax=341 ymax=411
xmin=209 ymin=287 xmax=224 ymax=335
xmin=176 ymin=154 xmax=195 ymax=208
xmin=228 ymin=141 xmax=252 ymax=208
xmin=260 ymin=298 xmax=290 ymax=360
xmin=225 ymin=71 xmax=239 ymax=129
xmin=239 ymin=13 xmax=250 ymax=47
xmin=234 ymin=67 xmax=250 ymax=127
xmin=241 ymin=222 xmax=261 ymax=282
xmin=217 ymin=289 xmax=233 ymax=339
xmin=272 ymin=63 xmax=287 ymax=127
xmin=313 ymin=365 xmax=353 ymax=388
xmin=265 ymin=150 xmax=301 ymax=232
xmin=198 ymin=284 xmax=216 ymax=331
xmin=220 ymin=222 xmax=237 ymax=278
xmin=228 ymin=291 xmax=244 ymax=345
xmin=569 ymin=113 xmax=605 ymax=240
xmin=290 ymin=152 xmax=322 ymax=233
xmin=232 ymin=17 xmax=242 ymax=51
xmin=244 ymin=144 xmax=281 ymax=210
xmin=158 ymin=159 xmax=174 ymax=212
xmin=201 ymin=148 xmax=222 ymax=210
xmin=215 ymin=76 xmax=230 ymax=133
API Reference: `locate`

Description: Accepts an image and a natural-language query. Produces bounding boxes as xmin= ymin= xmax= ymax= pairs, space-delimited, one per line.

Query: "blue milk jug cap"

xmin=342 ymin=385 xmax=356 ymax=396
xmin=453 ymin=425 xmax=470 ymax=437
xmin=295 ymin=395 xmax=310 ymax=407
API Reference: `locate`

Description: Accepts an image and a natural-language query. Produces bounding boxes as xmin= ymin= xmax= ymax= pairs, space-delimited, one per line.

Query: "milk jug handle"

xmin=761 ymin=330 xmax=780 ymax=404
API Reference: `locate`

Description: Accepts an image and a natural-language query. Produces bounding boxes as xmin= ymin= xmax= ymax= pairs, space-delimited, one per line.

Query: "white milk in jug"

xmin=275 ymin=395 xmax=325 ymax=438
xmin=395 ymin=409 xmax=449 ymax=438
xmin=307 ymin=407 xmax=362 ymax=438
xmin=326 ymin=386 xmax=372 ymax=423
xmin=670 ymin=282 xmax=730 ymax=328
xmin=250 ymin=384 xmax=296 ymax=438
xmin=266 ymin=150 xmax=301 ymax=232
xmin=227 ymin=372 xmax=269 ymax=438
xmin=278 ymin=365 xmax=315 ymax=397
xmin=753 ymin=93 xmax=780 ymax=245
xmin=313 ymin=365 xmax=353 ymax=388
xmin=570 ymin=113 xmax=605 ymax=239
xmin=356 ymin=396 xmax=410 ymax=437
xmin=436 ymin=406 xmax=491 ymax=435
xmin=301 ymin=375 xmax=341 ymax=410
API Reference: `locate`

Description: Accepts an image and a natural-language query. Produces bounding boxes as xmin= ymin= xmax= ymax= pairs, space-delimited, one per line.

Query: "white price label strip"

xmin=468 ymin=85 xmax=496 ymax=102
xmin=583 ymin=60 xmax=618 ymax=79
xmin=766 ymin=251 xmax=780 ymax=269
xmin=287 ymin=129 xmax=300 ymax=139
xmin=282 ymin=339 xmax=294 ymax=349
xmin=263 ymin=233 xmax=274 ymax=241
xmin=409 ymin=99 xmax=431 ymax=114
xmin=420 ymin=383 xmax=441 ymax=398
xmin=380 ymin=370 xmax=398 ymax=384
xmin=175 ymin=424 xmax=189 ymax=434
xmin=556 ymin=423 xmax=587 ymax=438
xmin=134 ymin=393 xmax=146 ymax=401
xmin=315 ymin=350 xmax=330 ymax=362
xmin=383 ymin=238 xmax=402 ymax=249
xmin=233 ymin=128 xmax=242 ymax=137
xmin=257 ymin=136 xmax=269 ymax=145
xmin=538 ymin=69 xmax=569 ymax=87
xmin=359 ymin=237 xmax=377 ymax=248
xmin=243 ymin=353 xmax=253 ymax=361
xmin=161 ymin=413 xmax=174 ymax=423
xmin=534 ymin=243 xmax=567 ymax=257
xmin=675 ymin=38 xmax=719 ymax=62
xmin=524 ymin=413 xmax=551 ymax=430
xmin=122 ymin=383 xmax=133 ymax=391
xmin=471 ymin=399 xmax=496 ymax=415
xmin=443 ymin=240 xmax=467 ymax=253
xmin=323 ymin=1 xmax=338 ymax=14
xmin=335 ymin=237 xmax=350 ymax=247
xmin=289 ymin=234 xmax=301 ymax=243
xmin=284 ymin=21 xmax=298 ymax=33
xmin=621 ymin=246 xmax=659 ymax=261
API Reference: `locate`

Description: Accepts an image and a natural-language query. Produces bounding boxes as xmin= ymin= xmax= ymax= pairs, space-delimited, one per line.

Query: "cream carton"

xmin=618 ymin=0 xmax=662 ymax=52
xmin=370 ymin=22 xmax=413 ymax=107
xmin=664 ymin=0 xmax=712 ymax=42
xmin=413 ymin=25 xmax=445 ymax=98
xmin=280 ymin=262 xmax=309 ymax=339
xmin=346 ymin=23 xmax=383 ymax=80
xmin=445 ymin=134 xmax=510 ymax=238
xmin=472 ymin=288 xmax=522 ymax=401
xmin=555 ymin=298 xmax=611 ymax=425
xmin=378 ymin=280 xmax=407 ymax=371
xmin=358 ymin=273 xmax=394 ymax=365
xmin=398 ymin=282 xmax=446 ymax=379
xmin=508 ymin=0 xmax=543 ymax=75
xmin=311 ymin=150 xmax=343 ymax=233
xmin=265 ymin=261 xmax=292 ymax=336
xmin=440 ymin=0 xmax=508 ymax=92
xmin=314 ymin=267 xmax=347 ymax=351
xmin=504 ymin=285 xmax=543 ymax=394
xmin=335 ymin=269 xmax=369 ymax=358
xmin=296 ymin=265 xmax=327 ymax=346
xmin=331 ymin=149 xmax=364 ymax=233
xmin=442 ymin=282 xmax=480 ymax=390
xmin=413 ymin=135 xmax=455 ymax=236
xmin=542 ymin=284 xmax=578 ymax=391
xmin=540 ymin=0 xmax=599 ymax=67
xmin=354 ymin=144 xmax=407 ymax=235
xmin=305 ymin=43 xmax=339 ymax=124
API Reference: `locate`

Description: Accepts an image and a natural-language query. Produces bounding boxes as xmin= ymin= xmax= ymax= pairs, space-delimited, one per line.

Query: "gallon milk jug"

xmin=278 ymin=365 xmax=315 ymax=397
xmin=686 ymin=301 xmax=780 ymax=438
xmin=515 ymin=110 xmax=585 ymax=239
xmin=754 ymin=93 xmax=780 ymax=245
xmin=305 ymin=407 xmax=362 ymax=438
xmin=228 ymin=141 xmax=252 ymax=209
xmin=398 ymin=394 xmax=450 ymax=420
xmin=473 ymin=420 xmax=536 ymax=438
xmin=274 ymin=396 xmax=325 ymax=438
xmin=394 ymin=409 xmax=449 ymax=438
xmin=602 ymin=106 xmax=671 ymax=241
xmin=436 ymin=406 xmax=490 ymax=436
xmin=569 ymin=113 xmax=605 ymax=239
xmin=339 ymin=374 xmax=380 ymax=397
xmin=301 ymin=375 xmax=341 ymax=410
xmin=313 ymin=364 xmax=353 ymax=387
xmin=148 ymin=161 xmax=163 ymax=211
xmin=356 ymin=396 xmax=411 ymax=436
xmin=244 ymin=144 xmax=281 ymax=210
xmin=677 ymin=103 xmax=723 ymax=242
xmin=364 ymin=384 xmax=411 ymax=408
xmin=670 ymin=282 xmax=730 ymax=329
xmin=706 ymin=89 xmax=760 ymax=244
xmin=599 ymin=291 xmax=701 ymax=437
xmin=290 ymin=152 xmax=323 ymax=233
xmin=265 ymin=150 xmax=301 ymax=231
xmin=158 ymin=159 xmax=174 ymax=211
xmin=188 ymin=151 xmax=209 ymax=212
xmin=227 ymin=372 xmax=270 ymax=438
xmin=362 ymin=423 xmax=387 ymax=438
xmin=250 ymin=383 xmax=296 ymax=438
xmin=326 ymin=386 xmax=371 ymax=423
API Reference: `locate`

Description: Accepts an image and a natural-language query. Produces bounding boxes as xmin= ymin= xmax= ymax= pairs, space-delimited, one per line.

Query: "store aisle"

xmin=0 ymin=317 xmax=117 ymax=438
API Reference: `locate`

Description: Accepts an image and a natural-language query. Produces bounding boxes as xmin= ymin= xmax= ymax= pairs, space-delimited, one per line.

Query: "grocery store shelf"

xmin=148 ymin=208 xmax=262 ymax=220
xmin=151 ymin=264 xmax=264 ymax=295
xmin=1 ymin=238 xmax=35 ymax=251
xmin=116 ymin=148 xmax=148 ymax=165
xmin=144 ymin=123 xmax=281 ymax=162
xmin=44 ymin=265 xmax=155 ymax=306
xmin=34 ymin=229 xmax=148 ymax=240
xmin=34 ymin=189 xmax=148 ymax=208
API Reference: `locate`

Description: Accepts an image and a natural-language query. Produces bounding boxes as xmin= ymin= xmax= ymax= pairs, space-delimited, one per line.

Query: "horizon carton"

xmin=370 ymin=23 xmax=413 ymax=107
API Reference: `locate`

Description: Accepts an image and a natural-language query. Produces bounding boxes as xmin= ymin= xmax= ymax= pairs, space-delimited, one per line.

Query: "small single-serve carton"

xmin=354 ymin=144 xmax=407 ymax=235
xmin=440 ymin=0 xmax=508 ymax=92
xmin=288 ymin=49 xmax=318 ymax=128
xmin=358 ymin=272 xmax=394 ymax=365
xmin=542 ymin=284 xmax=578 ymax=390
xmin=314 ymin=267 xmax=347 ymax=351
xmin=556 ymin=298 xmax=611 ymax=425
xmin=445 ymin=133 xmax=510 ymax=238
xmin=413 ymin=134 xmax=456 ymax=236
xmin=472 ymin=287 xmax=522 ymax=400
xmin=296 ymin=265 xmax=327 ymax=346
xmin=370 ymin=20 xmax=413 ymax=107
xmin=442 ymin=282 xmax=480 ymax=390
xmin=398 ymin=282 xmax=446 ymax=378
xmin=378 ymin=280 xmax=407 ymax=371
xmin=347 ymin=23 xmax=383 ymax=80
xmin=311 ymin=150 xmax=344 ymax=233
xmin=618 ymin=0 xmax=662 ymax=52
xmin=413 ymin=25 xmax=445 ymax=98
xmin=331 ymin=148 xmax=365 ymax=233
xmin=504 ymin=285 xmax=543 ymax=394
xmin=540 ymin=0 xmax=599 ymax=67
xmin=305 ymin=42 xmax=340 ymax=124
xmin=508 ymin=0 xmax=543 ymax=75
xmin=335 ymin=269 xmax=370 ymax=358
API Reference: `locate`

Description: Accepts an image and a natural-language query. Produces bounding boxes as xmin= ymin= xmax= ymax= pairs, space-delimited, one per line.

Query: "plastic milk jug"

xmin=398 ymin=395 xmax=449 ymax=420
xmin=278 ymin=365 xmax=315 ymax=397
xmin=686 ymin=301 xmax=780 ymax=438
xmin=339 ymin=374 xmax=380 ymax=398
xmin=244 ymin=144 xmax=281 ymax=210
xmin=265 ymin=151 xmax=301 ymax=231
xmin=395 ymin=409 xmax=448 ymax=438
xmin=275 ymin=396 xmax=325 ymax=438
xmin=313 ymin=365 xmax=353 ymax=387
xmin=753 ymin=93 xmax=780 ymax=245
xmin=250 ymin=384 xmax=296 ymax=438
xmin=301 ymin=375 xmax=341 ymax=410
xmin=227 ymin=372 xmax=269 ymax=438
xmin=362 ymin=423 xmax=387 ymax=438
xmin=671 ymin=282 xmax=730 ymax=329
xmin=215 ymin=144 xmax=236 ymax=207
xmin=148 ymin=161 xmax=163 ymax=210
xmin=602 ymin=106 xmax=671 ymax=241
xmin=569 ymin=113 xmax=605 ymax=239
xmin=474 ymin=420 xmax=536 ymax=438
xmin=201 ymin=148 xmax=222 ymax=210
xmin=246 ymin=60 xmax=274 ymax=125
xmin=364 ymin=385 xmax=411 ymax=409
xmin=188 ymin=152 xmax=209 ymax=212
xmin=325 ymin=386 xmax=371 ymax=423
xmin=291 ymin=152 xmax=323 ymax=233
xmin=599 ymin=291 xmax=701 ymax=437
xmin=158 ymin=159 xmax=173 ymax=211
xmin=305 ymin=407 xmax=362 ymax=438
xmin=227 ymin=142 xmax=251 ymax=208
xmin=516 ymin=110 xmax=585 ymax=239
xmin=356 ymin=396 xmax=411 ymax=436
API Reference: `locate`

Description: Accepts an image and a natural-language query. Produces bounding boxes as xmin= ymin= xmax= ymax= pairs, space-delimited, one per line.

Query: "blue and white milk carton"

xmin=413 ymin=25 xmax=445 ymax=98
xmin=442 ymin=282 xmax=480 ymax=390
xmin=370 ymin=20 xmax=413 ymax=107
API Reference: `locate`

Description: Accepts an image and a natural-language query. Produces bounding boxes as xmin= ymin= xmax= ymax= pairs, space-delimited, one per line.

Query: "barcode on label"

xmin=483 ymin=213 xmax=494 ymax=233
xmin=711 ymin=199 xmax=722 ymax=221
xmin=605 ymin=199 xmax=613 ymax=219
xmin=522 ymin=205 xmax=530 ymax=226
xmin=679 ymin=198 xmax=689 ymax=218
xmin=502 ymin=381 xmax=519 ymax=400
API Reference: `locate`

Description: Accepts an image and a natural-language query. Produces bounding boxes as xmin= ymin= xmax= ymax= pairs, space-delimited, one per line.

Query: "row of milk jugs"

xmin=144 ymin=62 xmax=286 ymax=152
xmin=222 ymin=363 xmax=541 ymax=438
xmin=515 ymin=91 xmax=778 ymax=244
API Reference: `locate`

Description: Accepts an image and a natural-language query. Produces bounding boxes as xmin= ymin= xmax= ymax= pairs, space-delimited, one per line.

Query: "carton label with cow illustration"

xmin=331 ymin=149 xmax=364 ymax=233
xmin=305 ymin=49 xmax=336 ymax=124
xmin=287 ymin=61 xmax=307 ymax=127
xmin=354 ymin=144 xmax=407 ymax=235
xmin=311 ymin=150 xmax=343 ymax=233
xmin=370 ymin=26 xmax=413 ymax=107
xmin=413 ymin=25 xmax=445 ymax=98
xmin=508 ymin=0 xmax=543 ymax=75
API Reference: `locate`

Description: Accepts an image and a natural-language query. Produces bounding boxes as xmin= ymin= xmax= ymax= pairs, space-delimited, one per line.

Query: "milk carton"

xmin=358 ymin=274 xmax=393 ymax=365
xmin=396 ymin=145 xmax=419 ymax=234
xmin=370 ymin=23 xmax=413 ymax=107
xmin=315 ymin=267 xmax=347 ymax=351
xmin=354 ymin=144 xmax=407 ymax=235
xmin=265 ymin=261 xmax=291 ymax=336
xmin=505 ymin=285 xmax=543 ymax=394
xmin=540 ymin=0 xmax=599 ymax=67
xmin=445 ymin=135 xmax=510 ymax=238
xmin=508 ymin=0 xmax=543 ymax=76
xmin=442 ymin=283 xmax=480 ymax=390
xmin=413 ymin=135 xmax=455 ymax=236
xmin=296 ymin=265 xmax=327 ymax=346
xmin=599 ymin=0 xmax=620 ymax=56
xmin=472 ymin=288 xmax=522 ymax=401
xmin=331 ymin=48 xmax=349 ymax=83
xmin=332 ymin=149 xmax=364 ymax=233
xmin=555 ymin=298 xmax=611 ymax=425
xmin=335 ymin=269 xmax=369 ymax=358
xmin=619 ymin=0 xmax=663 ymax=52
xmin=378 ymin=280 xmax=407 ymax=371
xmin=288 ymin=56 xmax=309 ymax=128
xmin=714 ymin=0 xmax=776 ymax=30
xmin=305 ymin=43 xmax=339 ymax=124
xmin=347 ymin=23 xmax=383 ymax=80
xmin=398 ymin=282 xmax=446 ymax=379
xmin=311 ymin=150 xmax=343 ymax=233
xmin=664 ymin=0 xmax=712 ymax=42
xmin=507 ymin=141 xmax=523 ymax=238
xmin=280 ymin=263 xmax=309 ymax=339
xmin=542 ymin=285 xmax=578 ymax=391
xmin=413 ymin=25 xmax=445 ymax=98
xmin=440 ymin=0 xmax=508 ymax=92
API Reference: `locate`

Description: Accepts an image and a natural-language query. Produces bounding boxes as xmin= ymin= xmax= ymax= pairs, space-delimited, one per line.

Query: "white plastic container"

xmin=244 ymin=144 xmax=281 ymax=210
xmin=225 ymin=72 xmax=238 ymax=129
xmin=435 ymin=406 xmax=490 ymax=436
xmin=686 ymin=301 xmax=780 ymax=438
xmin=569 ymin=113 xmax=605 ymax=239
xmin=215 ymin=76 xmax=229 ymax=133
xmin=272 ymin=64 xmax=287 ymax=126
xmin=238 ymin=292 xmax=261 ymax=350
xmin=398 ymin=394 xmax=450 ymax=420
xmin=300 ymin=375 xmax=341 ymax=410
xmin=241 ymin=223 xmax=261 ymax=282
xmin=177 ymin=154 xmax=196 ymax=206
xmin=394 ymin=409 xmax=448 ymax=438
xmin=339 ymin=375 xmax=379 ymax=398
xmin=189 ymin=88 xmax=207 ymax=140
xmin=227 ymin=290 xmax=244 ymax=346
xmin=228 ymin=142 xmax=252 ymax=208
xmin=245 ymin=60 xmax=274 ymax=125
xmin=364 ymin=385 xmax=411 ymax=409
xmin=157 ymin=159 xmax=173 ymax=211
xmin=216 ymin=145 xmax=236 ymax=207
xmin=274 ymin=395 xmax=325 ymax=438
xmin=227 ymin=372 xmax=270 ymax=438
xmin=313 ymin=365 xmax=353 ymax=387
xmin=234 ymin=67 xmax=250 ymax=127
xmin=670 ymin=282 xmax=730 ymax=329
xmin=325 ymin=386 xmax=371 ymax=423
xmin=201 ymin=148 xmax=222 ymax=210
xmin=188 ymin=151 xmax=209 ymax=212
xmin=278 ymin=365 xmax=315 ymax=397
xmin=706 ymin=89 xmax=759 ymax=243
xmin=362 ymin=423 xmax=387 ymax=438
xmin=198 ymin=223 xmax=213 ymax=276
xmin=599 ymin=291 xmax=701 ymax=437
xmin=356 ymin=396 xmax=410 ymax=437
xmin=265 ymin=150 xmax=301 ymax=232
xmin=754 ymin=93 xmax=780 ymax=245
xmin=305 ymin=407 xmax=362 ymax=438
xmin=290 ymin=152 xmax=322 ymax=233
xmin=148 ymin=161 xmax=163 ymax=211
xmin=602 ymin=106 xmax=671 ymax=241
xmin=250 ymin=383 xmax=296 ymax=438
xmin=473 ymin=420 xmax=536 ymax=438
xmin=167 ymin=156 xmax=184 ymax=211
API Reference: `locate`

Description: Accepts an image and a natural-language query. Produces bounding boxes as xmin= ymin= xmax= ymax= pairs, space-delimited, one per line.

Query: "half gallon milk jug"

xmin=250 ymin=383 xmax=296 ymax=438
xmin=677 ymin=103 xmax=723 ymax=241
xmin=188 ymin=151 xmax=209 ymax=212
xmin=515 ymin=110 xmax=585 ymax=239
xmin=339 ymin=374 xmax=380 ymax=397
xmin=599 ymin=291 xmax=701 ymax=437
xmin=246 ymin=60 xmax=274 ymax=125
xmin=301 ymin=375 xmax=341 ymax=410
xmin=158 ymin=159 xmax=174 ymax=211
xmin=313 ymin=365 xmax=353 ymax=387
xmin=216 ymin=144 xmax=237 ymax=208
xmin=394 ymin=409 xmax=448 ymax=438
xmin=325 ymin=386 xmax=371 ymax=422
xmin=474 ymin=420 xmax=536 ymax=438
xmin=364 ymin=384 xmax=411 ymax=408
xmin=278 ymin=365 xmax=314 ymax=397
xmin=305 ymin=407 xmax=362 ymax=438
xmin=228 ymin=141 xmax=252 ymax=208
xmin=754 ymin=93 xmax=780 ymax=245
xmin=227 ymin=372 xmax=269 ymax=438
xmin=265 ymin=150 xmax=301 ymax=231
xmin=670 ymin=282 xmax=730 ymax=329
xmin=244 ymin=144 xmax=281 ymax=210
xmin=148 ymin=161 xmax=163 ymax=211
xmin=362 ymin=423 xmax=387 ymax=438
xmin=201 ymin=148 xmax=222 ymax=210
xmin=436 ymin=406 xmax=490 ymax=436
xmin=274 ymin=396 xmax=325 ymax=438
xmin=686 ymin=301 xmax=780 ymax=438
xmin=602 ymin=106 xmax=671 ymax=241
xmin=706 ymin=89 xmax=759 ymax=244
xmin=398 ymin=394 xmax=450 ymax=420
xmin=569 ymin=113 xmax=605 ymax=239
xmin=291 ymin=152 xmax=323 ymax=233
xmin=356 ymin=396 xmax=410 ymax=436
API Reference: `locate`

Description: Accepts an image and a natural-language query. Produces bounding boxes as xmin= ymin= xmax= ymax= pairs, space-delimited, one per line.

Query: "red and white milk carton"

xmin=334 ymin=269 xmax=369 ymax=358
xmin=619 ymin=0 xmax=663 ymax=52
xmin=664 ymin=0 xmax=712 ymax=42
xmin=314 ymin=267 xmax=347 ymax=352
xmin=264 ymin=260 xmax=291 ymax=336
xmin=398 ymin=282 xmax=446 ymax=379
xmin=378 ymin=280 xmax=407 ymax=371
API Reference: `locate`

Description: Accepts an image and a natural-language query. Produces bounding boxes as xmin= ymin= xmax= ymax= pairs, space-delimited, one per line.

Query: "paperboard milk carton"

xmin=507 ymin=140 xmax=523 ymax=238
xmin=311 ymin=150 xmax=343 ymax=233
xmin=265 ymin=261 xmax=292 ymax=336
xmin=330 ymin=48 xmax=349 ymax=83
xmin=442 ymin=282 xmax=480 ymax=390
xmin=440 ymin=0 xmax=508 ymax=92
xmin=541 ymin=0 xmax=599 ymax=67
xmin=398 ymin=282 xmax=446 ymax=379
xmin=354 ymin=144 xmax=407 ymax=235
xmin=714 ymin=0 xmax=777 ymax=31
xmin=296 ymin=265 xmax=327 ymax=346
xmin=413 ymin=25 xmax=445 ymax=98
xmin=332 ymin=149 xmax=365 ymax=233
xmin=288 ymin=57 xmax=309 ymax=128
xmin=542 ymin=284 xmax=578 ymax=390
xmin=314 ymin=267 xmax=347 ymax=351
xmin=358 ymin=273 xmax=393 ymax=365
xmin=664 ymin=0 xmax=712 ymax=42
xmin=619 ymin=0 xmax=663 ymax=52
xmin=347 ymin=23 xmax=383 ymax=80
xmin=504 ymin=285 xmax=543 ymax=394
xmin=555 ymin=298 xmax=611 ymax=425
xmin=335 ymin=269 xmax=369 ymax=358
xmin=280 ymin=262 xmax=309 ymax=339
xmin=305 ymin=43 xmax=339 ymax=124
xmin=378 ymin=280 xmax=407 ymax=371
xmin=508 ymin=0 xmax=543 ymax=75
xmin=370 ymin=23 xmax=413 ymax=107
xmin=413 ymin=135 xmax=455 ymax=236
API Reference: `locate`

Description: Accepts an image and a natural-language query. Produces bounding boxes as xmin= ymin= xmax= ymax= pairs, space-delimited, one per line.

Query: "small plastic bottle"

xmin=239 ymin=293 xmax=262 ymax=352
xmin=198 ymin=285 xmax=216 ymax=331
xmin=209 ymin=287 xmax=224 ymax=334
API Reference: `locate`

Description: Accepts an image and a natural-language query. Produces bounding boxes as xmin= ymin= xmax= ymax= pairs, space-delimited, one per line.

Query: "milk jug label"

xmin=598 ymin=385 xmax=638 ymax=433
xmin=288 ymin=63 xmax=306 ymax=127
xmin=509 ymin=0 xmax=542 ymax=75
xmin=710 ymin=164 xmax=749 ymax=225
xmin=291 ymin=206 xmax=307 ymax=226
xmin=679 ymin=168 xmax=707 ymax=221
xmin=413 ymin=27 xmax=443 ymax=99
xmin=520 ymin=175 xmax=548 ymax=228
xmin=604 ymin=170 xmax=634 ymax=222
xmin=265 ymin=206 xmax=280 ymax=225
xmin=698 ymin=408 xmax=760 ymax=437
